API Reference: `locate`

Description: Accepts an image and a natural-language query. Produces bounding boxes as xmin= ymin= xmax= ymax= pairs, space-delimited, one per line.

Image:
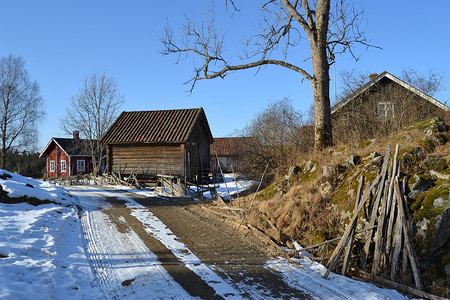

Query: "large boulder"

xmin=345 ymin=154 xmax=361 ymax=169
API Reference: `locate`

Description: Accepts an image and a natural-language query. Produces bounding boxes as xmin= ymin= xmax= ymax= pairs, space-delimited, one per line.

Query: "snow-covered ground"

xmin=0 ymin=170 xmax=413 ymax=299
xmin=203 ymin=174 xmax=254 ymax=200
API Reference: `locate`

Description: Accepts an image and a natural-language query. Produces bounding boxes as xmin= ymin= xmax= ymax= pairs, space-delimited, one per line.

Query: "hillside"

xmin=232 ymin=116 xmax=450 ymax=297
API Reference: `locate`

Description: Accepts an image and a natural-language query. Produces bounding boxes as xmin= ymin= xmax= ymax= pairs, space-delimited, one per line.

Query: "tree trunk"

xmin=312 ymin=68 xmax=333 ymax=151
xmin=312 ymin=0 xmax=333 ymax=151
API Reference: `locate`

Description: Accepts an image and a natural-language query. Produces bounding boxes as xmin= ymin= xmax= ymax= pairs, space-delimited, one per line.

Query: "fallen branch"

xmin=358 ymin=270 xmax=446 ymax=300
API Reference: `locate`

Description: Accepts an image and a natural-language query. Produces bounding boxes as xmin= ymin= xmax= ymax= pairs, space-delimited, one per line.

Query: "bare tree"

xmin=241 ymin=97 xmax=310 ymax=179
xmin=338 ymin=68 xmax=446 ymax=100
xmin=60 ymin=72 xmax=124 ymax=174
xmin=0 ymin=55 xmax=45 ymax=169
xmin=160 ymin=0 xmax=376 ymax=151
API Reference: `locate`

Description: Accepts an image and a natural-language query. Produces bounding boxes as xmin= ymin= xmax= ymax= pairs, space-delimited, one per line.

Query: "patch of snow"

xmin=292 ymin=241 xmax=313 ymax=259
xmin=267 ymin=257 xmax=411 ymax=300
xmin=0 ymin=170 xmax=72 ymax=205
xmin=0 ymin=202 xmax=103 ymax=299
xmin=204 ymin=174 xmax=254 ymax=200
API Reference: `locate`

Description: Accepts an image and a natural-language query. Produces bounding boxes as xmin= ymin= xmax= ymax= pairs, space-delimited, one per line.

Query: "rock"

xmin=432 ymin=133 xmax=449 ymax=146
xmin=410 ymin=174 xmax=433 ymax=192
xmin=446 ymin=263 xmax=450 ymax=277
xmin=416 ymin=218 xmax=430 ymax=239
xmin=346 ymin=154 xmax=360 ymax=169
xmin=366 ymin=152 xmax=381 ymax=160
xmin=304 ymin=160 xmax=316 ymax=173
xmin=319 ymin=181 xmax=333 ymax=199
xmin=322 ymin=165 xmax=335 ymax=178
xmin=407 ymin=190 xmax=421 ymax=200
xmin=430 ymin=117 xmax=447 ymax=133
xmin=421 ymin=155 xmax=448 ymax=171
xmin=433 ymin=197 xmax=446 ymax=208
xmin=285 ymin=165 xmax=301 ymax=181
xmin=430 ymin=170 xmax=450 ymax=180
xmin=431 ymin=208 xmax=450 ymax=256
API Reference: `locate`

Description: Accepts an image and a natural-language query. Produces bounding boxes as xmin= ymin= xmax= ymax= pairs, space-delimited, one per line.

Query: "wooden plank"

xmin=372 ymin=164 xmax=393 ymax=276
xmin=325 ymin=175 xmax=381 ymax=279
xmin=394 ymin=178 xmax=423 ymax=290
xmin=289 ymin=226 xmax=377 ymax=257
xmin=390 ymin=207 xmax=403 ymax=281
xmin=362 ymin=146 xmax=390 ymax=269
xmin=359 ymin=271 xmax=446 ymax=300
xmin=323 ymin=234 xmax=352 ymax=279
xmin=384 ymin=144 xmax=400 ymax=267
xmin=342 ymin=177 xmax=364 ymax=275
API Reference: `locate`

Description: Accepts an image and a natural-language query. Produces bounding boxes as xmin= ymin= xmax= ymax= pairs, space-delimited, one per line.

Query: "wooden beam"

xmin=394 ymin=178 xmax=423 ymax=291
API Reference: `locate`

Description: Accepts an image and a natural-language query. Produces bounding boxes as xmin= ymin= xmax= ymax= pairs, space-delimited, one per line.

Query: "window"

xmin=61 ymin=160 xmax=66 ymax=172
xmin=50 ymin=160 xmax=55 ymax=172
xmin=377 ymin=101 xmax=394 ymax=120
xmin=77 ymin=160 xmax=85 ymax=172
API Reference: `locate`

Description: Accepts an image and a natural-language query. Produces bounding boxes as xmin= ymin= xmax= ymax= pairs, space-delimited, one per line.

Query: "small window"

xmin=77 ymin=160 xmax=85 ymax=172
xmin=61 ymin=160 xmax=66 ymax=172
xmin=377 ymin=101 xmax=394 ymax=120
xmin=50 ymin=160 xmax=55 ymax=172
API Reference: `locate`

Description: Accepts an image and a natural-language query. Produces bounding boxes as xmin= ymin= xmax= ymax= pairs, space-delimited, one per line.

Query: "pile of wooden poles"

xmin=323 ymin=144 xmax=423 ymax=291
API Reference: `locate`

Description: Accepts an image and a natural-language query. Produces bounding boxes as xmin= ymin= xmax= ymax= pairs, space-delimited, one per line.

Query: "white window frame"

xmin=50 ymin=160 xmax=55 ymax=172
xmin=377 ymin=101 xmax=394 ymax=120
xmin=61 ymin=160 xmax=66 ymax=172
xmin=77 ymin=160 xmax=85 ymax=172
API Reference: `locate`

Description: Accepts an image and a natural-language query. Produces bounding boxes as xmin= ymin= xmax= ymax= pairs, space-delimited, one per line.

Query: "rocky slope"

xmin=239 ymin=117 xmax=450 ymax=297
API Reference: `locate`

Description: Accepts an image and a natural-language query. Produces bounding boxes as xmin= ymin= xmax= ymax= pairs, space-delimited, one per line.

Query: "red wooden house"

xmin=39 ymin=131 xmax=94 ymax=178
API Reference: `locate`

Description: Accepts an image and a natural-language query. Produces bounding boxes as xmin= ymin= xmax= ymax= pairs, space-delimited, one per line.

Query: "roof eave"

xmin=331 ymin=71 xmax=450 ymax=115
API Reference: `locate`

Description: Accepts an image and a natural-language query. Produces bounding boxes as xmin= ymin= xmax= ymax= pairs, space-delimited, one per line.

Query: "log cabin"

xmin=331 ymin=71 xmax=450 ymax=143
xmin=101 ymin=108 xmax=214 ymax=182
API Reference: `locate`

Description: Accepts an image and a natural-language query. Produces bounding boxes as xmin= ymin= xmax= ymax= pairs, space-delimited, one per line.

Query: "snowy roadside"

xmin=0 ymin=170 xmax=413 ymax=299
xmin=0 ymin=171 xmax=103 ymax=299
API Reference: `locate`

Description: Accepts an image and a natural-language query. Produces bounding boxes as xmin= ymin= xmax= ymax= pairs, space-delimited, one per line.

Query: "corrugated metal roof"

xmin=101 ymin=108 xmax=212 ymax=144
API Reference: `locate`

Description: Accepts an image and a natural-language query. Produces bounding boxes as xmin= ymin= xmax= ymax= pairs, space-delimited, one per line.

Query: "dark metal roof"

xmin=101 ymin=108 xmax=213 ymax=144
xmin=39 ymin=138 xmax=92 ymax=158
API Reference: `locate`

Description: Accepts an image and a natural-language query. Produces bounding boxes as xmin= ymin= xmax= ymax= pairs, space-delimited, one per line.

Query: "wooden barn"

xmin=39 ymin=131 xmax=94 ymax=178
xmin=101 ymin=108 xmax=214 ymax=183
xmin=331 ymin=71 xmax=450 ymax=143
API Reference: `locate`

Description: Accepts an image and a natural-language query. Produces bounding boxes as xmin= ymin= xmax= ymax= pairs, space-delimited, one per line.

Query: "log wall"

xmin=108 ymin=144 xmax=184 ymax=176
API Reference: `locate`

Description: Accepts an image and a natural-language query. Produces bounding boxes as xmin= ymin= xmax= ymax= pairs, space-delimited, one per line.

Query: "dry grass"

xmin=238 ymin=181 xmax=340 ymax=256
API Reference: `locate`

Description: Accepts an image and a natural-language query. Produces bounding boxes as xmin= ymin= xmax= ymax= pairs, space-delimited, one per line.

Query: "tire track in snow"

xmin=75 ymin=190 xmax=196 ymax=299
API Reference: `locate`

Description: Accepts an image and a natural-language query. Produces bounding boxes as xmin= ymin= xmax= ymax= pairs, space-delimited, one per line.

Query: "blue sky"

xmin=1 ymin=0 xmax=449 ymax=150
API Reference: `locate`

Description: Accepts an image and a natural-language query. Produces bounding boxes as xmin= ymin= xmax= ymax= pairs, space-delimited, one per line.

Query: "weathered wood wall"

xmin=108 ymin=144 xmax=184 ymax=176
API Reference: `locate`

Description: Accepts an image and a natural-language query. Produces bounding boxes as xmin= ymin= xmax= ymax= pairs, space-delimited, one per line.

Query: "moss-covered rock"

xmin=421 ymin=155 xmax=449 ymax=171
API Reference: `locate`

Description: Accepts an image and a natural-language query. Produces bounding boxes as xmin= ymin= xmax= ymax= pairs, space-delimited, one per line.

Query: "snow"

xmin=267 ymin=257 xmax=409 ymax=299
xmin=0 ymin=170 xmax=73 ymax=205
xmin=203 ymin=173 xmax=254 ymax=200
xmin=0 ymin=170 xmax=415 ymax=299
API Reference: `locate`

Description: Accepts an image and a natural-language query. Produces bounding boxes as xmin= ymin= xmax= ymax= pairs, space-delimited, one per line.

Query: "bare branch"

xmin=160 ymin=0 xmax=380 ymax=150
xmin=0 ymin=55 xmax=45 ymax=167
xmin=60 ymin=72 xmax=124 ymax=175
